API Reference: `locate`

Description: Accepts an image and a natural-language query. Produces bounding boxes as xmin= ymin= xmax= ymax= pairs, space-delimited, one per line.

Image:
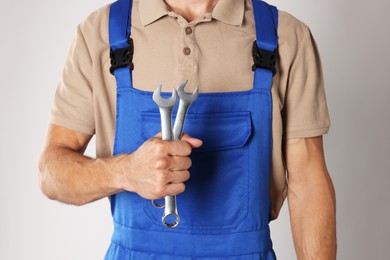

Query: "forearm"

xmin=39 ymin=145 xmax=124 ymax=205
xmin=39 ymin=125 xmax=201 ymax=206
xmin=288 ymin=169 xmax=336 ymax=260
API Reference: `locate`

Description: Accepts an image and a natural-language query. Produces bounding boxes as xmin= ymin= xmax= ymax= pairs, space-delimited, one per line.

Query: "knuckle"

xmin=154 ymin=157 xmax=170 ymax=170
xmin=154 ymin=141 xmax=168 ymax=154
xmin=154 ymin=185 xmax=166 ymax=198
xmin=145 ymin=137 xmax=157 ymax=146
xmin=156 ymin=171 xmax=169 ymax=184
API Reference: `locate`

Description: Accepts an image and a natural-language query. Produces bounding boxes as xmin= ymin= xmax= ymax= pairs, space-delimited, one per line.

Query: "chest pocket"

xmin=141 ymin=111 xmax=252 ymax=231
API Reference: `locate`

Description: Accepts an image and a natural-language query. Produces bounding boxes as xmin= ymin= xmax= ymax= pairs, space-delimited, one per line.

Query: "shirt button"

xmin=185 ymin=27 xmax=193 ymax=35
xmin=183 ymin=47 xmax=191 ymax=55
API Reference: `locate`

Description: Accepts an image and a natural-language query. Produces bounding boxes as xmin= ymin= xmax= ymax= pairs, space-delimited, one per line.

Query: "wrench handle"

xmin=160 ymin=108 xmax=181 ymax=228
xmin=159 ymin=107 xmax=180 ymax=228
xmin=159 ymin=108 xmax=173 ymax=141
xmin=161 ymin=100 xmax=192 ymax=227
xmin=151 ymin=107 xmax=173 ymax=209
xmin=173 ymin=102 xmax=190 ymax=140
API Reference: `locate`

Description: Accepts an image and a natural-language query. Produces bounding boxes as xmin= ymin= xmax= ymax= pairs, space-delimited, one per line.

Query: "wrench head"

xmin=153 ymin=85 xmax=178 ymax=108
xmin=176 ymin=80 xmax=199 ymax=103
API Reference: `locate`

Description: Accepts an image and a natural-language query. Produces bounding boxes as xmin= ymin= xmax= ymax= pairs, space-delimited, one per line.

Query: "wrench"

xmin=162 ymin=80 xmax=198 ymax=228
xmin=152 ymin=85 xmax=180 ymax=228
xmin=173 ymin=80 xmax=199 ymax=140
xmin=151 ymin=81 xmax=199 ymax=228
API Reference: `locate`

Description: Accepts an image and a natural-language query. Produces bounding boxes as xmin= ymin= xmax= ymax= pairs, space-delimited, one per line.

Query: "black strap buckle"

xmin=110 ymin=37 xmax=134 ymax=74
xmin=251 ymin=41 xmax=277 ymax=75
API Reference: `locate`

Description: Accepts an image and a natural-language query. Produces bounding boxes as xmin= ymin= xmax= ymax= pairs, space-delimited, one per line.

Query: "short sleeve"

xmin=282 ymin=27 xmax=330 ymax=139
xmin=49 ymin=25 xmax=95 ymax=135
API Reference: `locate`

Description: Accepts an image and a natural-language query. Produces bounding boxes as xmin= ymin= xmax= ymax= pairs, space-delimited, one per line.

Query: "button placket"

xmin=177 ymin=21 xmax=197 ymax=74
xmin=183 ymin=25 xmax=194 ymax=57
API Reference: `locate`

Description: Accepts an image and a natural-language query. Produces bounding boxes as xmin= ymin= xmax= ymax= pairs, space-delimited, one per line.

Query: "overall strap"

xmin=109 ymin=0 xmax=134 ymax=88
xmin=252 ymin=0 xmax=278 ymax=90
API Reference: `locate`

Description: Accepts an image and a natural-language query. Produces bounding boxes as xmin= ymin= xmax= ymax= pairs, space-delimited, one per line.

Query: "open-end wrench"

xmin=173 ymin=81 xmax=199 ymax=140
xmin=160 ymin=81 xmax=197 ymax=228
xmin=162 ymin=81 xmax=198 ymax=228
xmin=151 ymin=82 xmax=199 ymax=228
xmin=152 ymin=85 xmax=180 ymax=228
xmin=151 ymin=85 xmax=177 ymax=209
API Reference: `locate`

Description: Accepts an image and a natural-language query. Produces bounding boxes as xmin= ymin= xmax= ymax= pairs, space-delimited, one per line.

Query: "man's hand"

xmin=118 ymin=133 xmax=202 ymax=199
xmin=285 ymin=136 xmax=336 ymax=260
xmin=38 ymin=124 xmax=202 ymax=205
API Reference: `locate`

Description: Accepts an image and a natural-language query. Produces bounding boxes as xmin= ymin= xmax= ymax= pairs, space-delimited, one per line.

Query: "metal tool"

xmin=151 ymin=81 xmax=198 ymax=228
xmin=173 ymin=81 xmax=199 ymax=140
xmin=152 ymin=84 xmax=180 ymax=228
xmin=151 ymin=85 xmax=178 ymax=210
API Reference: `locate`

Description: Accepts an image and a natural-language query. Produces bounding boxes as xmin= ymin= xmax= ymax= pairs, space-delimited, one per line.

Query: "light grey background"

xmin=0 ymin=0 xmax=389 ymax=259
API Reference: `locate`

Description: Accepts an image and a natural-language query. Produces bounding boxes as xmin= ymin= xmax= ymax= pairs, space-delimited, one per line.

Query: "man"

xmin=39 ymin=0 xmax=336 ymax=259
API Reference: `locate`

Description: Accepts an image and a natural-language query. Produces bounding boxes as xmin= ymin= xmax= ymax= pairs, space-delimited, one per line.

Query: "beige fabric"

xmin=50 ymin=0 xmax=330 ymax=219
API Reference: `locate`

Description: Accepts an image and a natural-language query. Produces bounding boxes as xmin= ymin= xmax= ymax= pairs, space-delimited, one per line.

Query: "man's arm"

xmin=38 ymin=124 xmax=201 ymax=206
xmin=285 ymin=136 xmax=336 ymax=259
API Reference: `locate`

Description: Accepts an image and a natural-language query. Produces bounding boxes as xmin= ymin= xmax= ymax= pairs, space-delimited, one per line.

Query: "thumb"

xmin=181 ymin=133 xmax=203 ymax=148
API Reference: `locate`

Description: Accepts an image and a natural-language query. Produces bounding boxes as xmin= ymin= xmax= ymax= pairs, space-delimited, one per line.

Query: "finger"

xmin=167 ymin=140 xmax=192 ymax=156
xmin=167 ymin=170 xmax=190 ymax=184
xmin=161 ymin=170 xmax=190 ymax=185
xmin=169 ymin=156 xmax=192 ymax=171
xmin=181 ymin=133 xmax=203 ymax=148
xmin=165 ymin=183 xmax=186 ymax=196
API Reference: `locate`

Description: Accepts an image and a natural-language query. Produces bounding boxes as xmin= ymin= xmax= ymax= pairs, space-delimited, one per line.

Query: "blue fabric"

xmin=252 ymin=0 xmax=278 ymax=91
xmin=109 ymin=0 xmax=133 ymax=91
xmin=107 ymin=0 xmax=278 ymax=259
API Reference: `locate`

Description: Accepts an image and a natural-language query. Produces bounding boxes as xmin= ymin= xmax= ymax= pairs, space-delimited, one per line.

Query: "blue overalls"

xmin=105 ymin=0 xmax=278 ymax=259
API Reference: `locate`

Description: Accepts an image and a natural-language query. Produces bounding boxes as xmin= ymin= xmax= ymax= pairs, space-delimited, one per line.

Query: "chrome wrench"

xmin=164 ymin=81 xmax=198 ymax=228
xmin=152 ymin=85 xmax=180 ymax=228
xmin=173 ymin=81 xmax=199 ymax=140
xmin=151 ymin=81 xmax=199 ymax=228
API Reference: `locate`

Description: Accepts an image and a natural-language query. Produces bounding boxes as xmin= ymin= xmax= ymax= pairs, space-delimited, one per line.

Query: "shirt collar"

xmin=212 ymin=0 xmax=245 ymax=26
xmin=139 ymin=0 xmax=170 ymax=26
xmin=139 ymin=0 xmax=245 ymax=27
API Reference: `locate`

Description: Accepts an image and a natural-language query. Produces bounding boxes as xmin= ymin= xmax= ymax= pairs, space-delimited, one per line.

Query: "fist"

xmin=119 ymin=133 xmax=202 ymax=199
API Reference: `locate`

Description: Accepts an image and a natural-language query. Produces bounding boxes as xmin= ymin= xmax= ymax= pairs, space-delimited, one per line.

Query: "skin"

xmin=39 ymin=0 xmax=336 ymax=259
xmin=285 ymin=137 xmax=336 ymax=259
xmin=164 ymin=0 xmax=219 ymax=21
xmin=39 ymin=125 xmax=202 ymax=205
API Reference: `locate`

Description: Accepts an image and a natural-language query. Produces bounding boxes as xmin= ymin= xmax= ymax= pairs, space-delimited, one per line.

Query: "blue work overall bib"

xmin=105 ymin=0 xmax=278 ymax=259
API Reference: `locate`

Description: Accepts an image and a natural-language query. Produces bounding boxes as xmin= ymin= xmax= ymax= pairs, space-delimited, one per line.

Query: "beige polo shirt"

xmin=50 ymin=0 xmax=330 ymax=219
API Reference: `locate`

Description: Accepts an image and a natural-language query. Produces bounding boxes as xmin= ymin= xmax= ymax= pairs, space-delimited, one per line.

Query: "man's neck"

xmin=164 ymin=0 xmax=219 ymax=22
